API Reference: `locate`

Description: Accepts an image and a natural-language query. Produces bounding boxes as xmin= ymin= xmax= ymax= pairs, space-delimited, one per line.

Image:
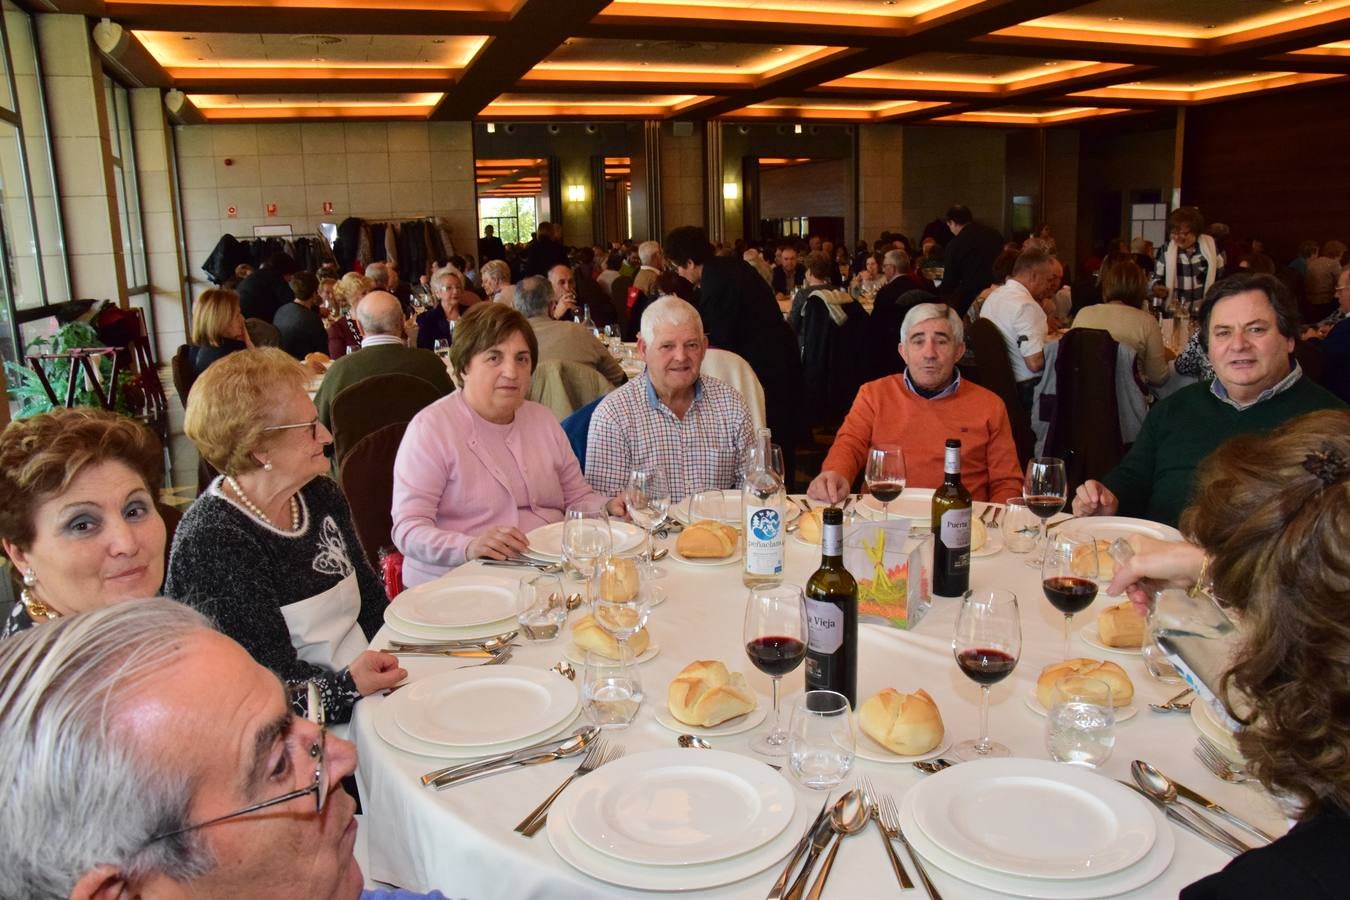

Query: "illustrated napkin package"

xmin=844 ymin=519 xmax=931 ymax=630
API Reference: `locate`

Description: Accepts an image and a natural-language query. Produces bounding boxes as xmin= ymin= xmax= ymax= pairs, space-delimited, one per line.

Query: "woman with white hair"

xmin=479 ymin=258 xmax=516 ymax=306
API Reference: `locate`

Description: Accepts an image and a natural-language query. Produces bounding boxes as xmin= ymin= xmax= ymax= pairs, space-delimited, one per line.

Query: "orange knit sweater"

xmin=821 ymin=375 xmax=1023 ymax=502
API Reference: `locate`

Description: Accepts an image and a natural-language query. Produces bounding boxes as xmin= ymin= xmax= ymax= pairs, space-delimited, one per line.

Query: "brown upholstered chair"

xmin=967 ymin=317 xmax=1035 ymax=467
xmin=338 ymin=420 xmax=408 ymax=571
xmin=329 ymin=373 xmax=442 ymax=469
xmin=171 ymin=344 xmax=197 ymax=402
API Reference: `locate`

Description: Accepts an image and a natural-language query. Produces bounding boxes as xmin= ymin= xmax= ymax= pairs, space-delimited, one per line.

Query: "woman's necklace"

xmin=224 ymin=475 xmax=301 ymax=530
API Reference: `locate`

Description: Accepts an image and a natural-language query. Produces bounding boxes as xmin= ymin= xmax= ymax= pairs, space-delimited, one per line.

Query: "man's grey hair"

xmin=900 ymin=302 xmax=964 ymax=345
xmin=430 ymin=265 xmax=464 ymax=291
xmin=640 ymin=295 xmax=704 ymax=345
xmin=363 ymin=261 xmax=390 ymax=287
xmin=0 ymin=600 xmax=217 ymax=898
xmin=638 ymin=240 xmax=662 ymax=267
xmin=514 ymin=275 xmax=553 ymax=318
xmin=479 ymin=259 xmax=511 ymax=286
xmin=1012 ymin=247 xmax=1052 ymax=277
xmin=883 ymin=249 xmax=909 ymax=271
xmin=355 ymin=290 xmax=404 ymax=336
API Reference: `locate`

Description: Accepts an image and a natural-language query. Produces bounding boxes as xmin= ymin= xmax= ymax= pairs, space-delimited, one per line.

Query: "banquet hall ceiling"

xmin=35 ymin=0 xmax=1350 ymax=126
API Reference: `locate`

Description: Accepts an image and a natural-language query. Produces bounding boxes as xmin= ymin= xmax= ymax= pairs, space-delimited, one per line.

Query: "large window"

xmin=105 ymin=74 xmax=145 ymax=293
xmin=478 ymin=197 xmax=537 ymax=245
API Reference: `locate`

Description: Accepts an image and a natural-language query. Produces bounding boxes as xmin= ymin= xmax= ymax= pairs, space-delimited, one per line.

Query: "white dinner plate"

xmin=1080 ymin=622 xmax=1143 ymax=656
xmin=564 ymin=638 xmax=660 ymax=666
xmin=382 ymin=604 xmax=516 ymax=642
xmin=1053 ymin=515 xmax=1183 ymax=545
xmin=525 ymin=520 xmax=647 ymax=560
xmin=566 ymin=749 xmax=795 ymax=866
xmin=859 ymin=487 xmax=936 ymax=521
xmin=671 ymin=494 xmax=800 ymax=527
xmin=391 ymin=665 xmax=578 ymax=749
xmin=1191 ymin=698 xmax=1243 ymax=761
xmin=854 ymin=731 xmax=952 ymax=765
xmin=390 ymin=577 xmax=518 ymax=628
xmin=1025 ymin=690 xmax=1139 ymax=722
xmin=547 ymin=772 xmax=813 ymax=891
xmin=901 ymin=775 xmax=1175 ymax=898
xmin=971 ymin=531 xmax=1003 ymax=558
xmin=652 ymin=698 xmax=768 ymax=737
xmin=909 ymin=758 xmax=1157 ymax=880
xmin=669 ymin=545 xmax=743 ymax=567
xmin=372 ymin=690 xmax=582 ymax=759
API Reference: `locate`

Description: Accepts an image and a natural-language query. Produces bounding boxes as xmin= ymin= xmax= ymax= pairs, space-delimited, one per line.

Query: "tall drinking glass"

xmin=1022 ymin=457 xmax=1068 ymax=567
xmin=865 ymin=445 xmax=907 ymax=520
xmin=743 ymin=584 xmax=808 ymax=757
xmin=589 ymin=554 xmax=651 ymax=662
xmin=624 ymin=467 xmax=670 ymax=579
xmin=787 ymin=691 xmax=855 ymax=790
xmin=952 ymin=589 xmax=1022 ymax=761
xmin=562 ymin=504 xmax=612 ymax=581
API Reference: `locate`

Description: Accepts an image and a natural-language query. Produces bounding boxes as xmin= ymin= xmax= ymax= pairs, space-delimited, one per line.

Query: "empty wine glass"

xmin=432 ymin=338 xmax=450 ymax=366
xmin=952 ymin=589 xmax=1022 ymax=761
xmin=1022 ymin=457 xmax=1067 ymax=568
xmin=1041 ymin=534 xmax=1099 ymax=659
xmin=561 ymin=504 xmax=612 ymax=581
xmin=865 ymin=446 xmax=907 ymax=519
xmin=690 ymin=488 xmax=734 ymax=524
xmin=624 ymin=468 xmax=670 ymax=579
xmin=589 ymin=554 xmax=650 ymax=661
xmin=582 ymin=647 xmax=643 ymax=730
xmin=743 ymin=584 xmax=808 ymax=757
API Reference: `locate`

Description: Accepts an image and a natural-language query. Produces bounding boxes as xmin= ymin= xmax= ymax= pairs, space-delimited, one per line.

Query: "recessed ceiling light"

xmin=1304 ymin=0 xmax=1323 ymax=6
xmin=312 ymin=57 xmax=325 ymax=62
xmin=1043 ymin=61 xmax=1060 ymax=66
xmin=1204 ymin=24 xmax=1216 ymax=29
xmin=772 ymin=47 xmax=783 ymax=52
xmin=639 ymin=61 xmax=649 ymax=66
xmin=562 ymin=39 xmax=574 ymax=45
xmin=432 ymin=38 xmax=445 ymax=44
xmin=1108 ymin=16 xmax=1124 ymax=22
xmin=634 ymin=42 xmax=646 ymax=48
xmin=182 ymin=35 xmax=195 ymax=40
xmin=883 ymin=0 xmax=897 ymax=5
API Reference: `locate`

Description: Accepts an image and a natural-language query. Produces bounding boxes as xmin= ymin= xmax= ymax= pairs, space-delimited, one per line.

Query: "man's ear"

xmin=69 ymin=865 xmax=136 ymax=900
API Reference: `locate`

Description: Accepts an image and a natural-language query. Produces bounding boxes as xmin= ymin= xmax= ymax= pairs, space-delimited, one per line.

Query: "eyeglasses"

xmin=146 ymin=681 xmax=328 ymax=844
xmin=262 ymin=419 xmax=320 ymax=441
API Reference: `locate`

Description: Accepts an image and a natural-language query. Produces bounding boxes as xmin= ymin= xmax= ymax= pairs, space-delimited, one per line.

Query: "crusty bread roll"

xmin=1096 ymin=601 xmax=1145 ymax=649
xmin=597 ymin=557 xmax=640 ymax=601
xmin=797 ymin=508 xmax=825 ymax=544
xmin=667 ymin=660 xmax=757 ymax=727
xmin=1071 ymin=539 xmax=1115 ymax=579
xmin=970 ymin=517 xmax=987 ymax=553
xmin=676 ymin=520 xmax=738 ymax=558
xmin=1036 ymin=658 xmax=1134 ymax=708
xmin=571 ymin=613 xmax=650 ymax=660
xmin=859 ymin=688 xmax=945 ymax=756
xmin=304 ymin=351 xmax=332 ymax=367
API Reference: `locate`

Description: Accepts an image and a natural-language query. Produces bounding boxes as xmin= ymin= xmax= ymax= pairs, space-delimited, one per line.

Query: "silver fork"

xmin=859 ymin=776 xmax=912 ymax=890
xmin=1195 ymin=737 xmax=1253 ymax=783
xmin=455 ymin=647 xmax=514 ymax=669
xmin=880 ymin=793 xmax=943 ymax=900
xmin=516 ymin=741 xmax=624 ymax=836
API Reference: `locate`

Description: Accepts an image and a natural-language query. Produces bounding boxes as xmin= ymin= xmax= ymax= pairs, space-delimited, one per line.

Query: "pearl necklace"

xmin=224 ymin=475 xmax=301 ymax=531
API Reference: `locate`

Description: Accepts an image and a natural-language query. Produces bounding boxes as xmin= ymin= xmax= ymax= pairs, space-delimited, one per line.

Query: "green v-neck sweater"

xmin=1102 ymin=378 xmax=1343 ymax=527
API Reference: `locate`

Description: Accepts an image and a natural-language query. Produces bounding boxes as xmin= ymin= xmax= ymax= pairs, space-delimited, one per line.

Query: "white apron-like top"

xmin=280 ymin=571 xmax=367 ymax=671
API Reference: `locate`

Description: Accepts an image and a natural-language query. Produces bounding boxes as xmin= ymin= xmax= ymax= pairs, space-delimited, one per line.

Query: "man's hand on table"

xmin=466 ymin=526 xmax=530 ymax=561
xmin=1072 ymin=479 xmax=1119 ymax=517
xmin=807 ymin=470 xmax=850 ymax=504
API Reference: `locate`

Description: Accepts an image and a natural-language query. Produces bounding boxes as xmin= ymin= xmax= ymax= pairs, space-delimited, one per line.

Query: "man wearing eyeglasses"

xmin=0 ymin=600 xmax=447 ymax=900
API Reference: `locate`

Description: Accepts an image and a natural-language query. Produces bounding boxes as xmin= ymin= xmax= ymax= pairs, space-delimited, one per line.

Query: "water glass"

xmin=1002 ymin=497 xmax=1039 ymax=553
xmin=1143 ymin=604 xmax=1185 ymax=684
xmin=516 ymin=573 xmax=565 ymax=641
xmin=582 ymin=647 xmax=643 ymax=730
xmin=562 ymin=504 xmax=612 ymax=581
xmin=690 ymin=488 xmax=734 ymax=524
xmin=1046 ymin=676 xmax=1116 ymax=767
xmin=787 ymin=690 xmax=855 ymax=790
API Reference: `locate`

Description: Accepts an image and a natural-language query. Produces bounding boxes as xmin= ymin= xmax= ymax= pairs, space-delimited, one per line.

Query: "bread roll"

xmin=1071 ymin=539 xmax=1115 ymax=579
xmin=676 ymin=520 xmax=738 ymax=558
xmin=597 ymin=557 xmax=640 ymax=601
xmin=970 ymin=517 xmax=987 ymax=553
xmin=797 ymin=508 xmax=825 ymax=544
xmin=571 ymin=613 xmax=650 ymax=660
xmin=1096 ymin=601 xmax=1145 ymax=649
xmin=858 ymin=688 xmax=945 ymax=756
xmin=304 ymin=351 xmax=332 ymax=367
xmin=1036 ymin=658 xmax=1134 ymax=708
xmin=667 ymin=660 xmax=757 ymax=727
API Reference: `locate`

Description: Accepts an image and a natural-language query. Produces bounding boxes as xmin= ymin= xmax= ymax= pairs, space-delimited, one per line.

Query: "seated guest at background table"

xmin=415 ymin=266 xmax=467 ymax=351
xmin=317 ymin=275 xmax=339 ymax=320
xmin=597 ymin=250 xmax=623 ymax=294
xmin=1071 ymin=257 xmax=1171 ymax=387
xmin=167 ymin=348 xmax=404 ymax=722
xmin=771 ymin=243 xmax=804 ymax=302
xmin=0 ymin=600 xmax=449 ymax=900
xmin=0 ymin=408 xmax=166 ymax=639
xmin=1100 ymin=410 xmax=1350 ymax=899
xmin=274 ymin=271 xmax=329 ymax=364
xmin=392 ymin=303 xmax=622 ymax=585
xmin=1301 ymin=268 xmax=1350 ymax=341
xmin=327 ymin=272 xmax=372 ymax=360
xmin=515 ymin=275 xmax=625 ymax=387
xmin=237 ymin=251 xmax=296 ymax=322
xmin=634 ymin=240 xmax=666 ymax=295
xmin=190 ymin=287 xmax=253 ymax=375
xmin=965 ymin=247 xmax=1019 ymax=324
xmin=808 ymin=303 xmax=1023 ymax=504
xmin=315 ymin=291 xmax=453 ymax=431
xmin=1074 ymin=273 xmax=1344 ymax=527
xmin=788 ymin=251 xmax=858 ymax=329
xmin=975 ymin=247 xmax=1055 ymax=407
xmin=1319 ymin=315 xmax=1350 ymax=403
xmin=849 ymin=252 xmax=883 ymax=301
xmin=547 ymin=263 xmax=581 ymax=321
xmin=479 ymin=258 xmax=516 ymax=307
xmin=586 ymin=296 xmax=754 ymax=501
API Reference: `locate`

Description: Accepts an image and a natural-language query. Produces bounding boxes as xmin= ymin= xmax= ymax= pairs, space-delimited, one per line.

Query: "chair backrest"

xmin=1044 ymin=328 xmax=1123 ymax=493
xmin=245 ymin=317 xmax=281 ymax=348
xmin=330 ymin=373 xmax=442 ymax=468
xmin=796 ymin=295 xmax=868 ymax=430
xmin=967 ymin=317 xmax=1035 ymax=467
xmin=609 ymin=275 xmax=633 ymax=331
xmin=560 ymin=395 xmax=605 ymax=466
xmin=700 ymin=348 xmax=767 ymax=431
xmin=527 ymin=358 xmax=613 ymax=420
xmin=171 ymin=344 xmax=197 ymax=402
xmin=338 ymin=420 xmax=409 ymax=571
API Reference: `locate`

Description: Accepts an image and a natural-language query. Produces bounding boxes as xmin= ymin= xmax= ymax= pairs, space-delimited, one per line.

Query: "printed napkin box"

xmin=844 ymin=519 xmax=931 ymax=630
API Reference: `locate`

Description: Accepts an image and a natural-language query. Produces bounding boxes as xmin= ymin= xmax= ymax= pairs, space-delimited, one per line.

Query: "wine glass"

xmin=561 ymin=504 xmax=612 ymax=581
xmin=689 ymin=488 xmax=731 ymax=525
xmin=743 ymin=583 xmax=809 ymax=757
xmin=1041 ymin=534 xmax=1099 ymax=660
xmin=589 ymin=554 xmax=651 ymax=662
xmin=432 ymin=338 xmax=450 ymax=365
xmin=624 ymin=468 xmax=670 ymax=579
xmin=1022 ymin=457 xmax=1067 ymax=568
xmin=951 ymin=589 xmax=1022 ymax=761
xmin=865 ymin=445 xmax=907 ymax=520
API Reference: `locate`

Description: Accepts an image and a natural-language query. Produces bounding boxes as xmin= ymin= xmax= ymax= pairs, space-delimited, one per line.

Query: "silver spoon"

xmin=651 ymin=547 xmax=669 ymax=562
xmin=806 ymin=791 xmax=869 ymax=900
xmin=1149 ymin=687 xmax=1194 ymax=713
xmin=677 ymin=734 xmax=713 ymax=750
xmin=1131 ymin=761 xmax=1252 ymax=853
xmin=912 ymin=758 xmax=954 ymax=774
xmin=1134 ymin=759 xmax=1274 ymax=844
xmin=550 ymin=660 xmax=576 ymax=680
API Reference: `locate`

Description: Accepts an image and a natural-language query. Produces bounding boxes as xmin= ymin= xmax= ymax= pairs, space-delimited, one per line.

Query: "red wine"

xmin=869 ymin=481 xmax=904 ymax=504
xmin=1042 ymin=575 xmax=1098 ymax=615
xmin=956 ymin=648 xmax=1017 ymax=685
xmin=746 ymin=635 xmax=807 ymax=677
xmin=1025 ymin=494 xmax=1065 ymax=519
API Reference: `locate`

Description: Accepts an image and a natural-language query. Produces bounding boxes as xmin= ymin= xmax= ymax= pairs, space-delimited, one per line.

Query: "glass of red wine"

xmin=865 ymin=445 xmax=907 ymax=520
xmin=1041 ymin=534 xmax=1099 ymax=659
xmin=1022 ymin=457 xmax=1068 ymax=568
xmin=952 ymin=589 xmax=1022 ymax=761
xmin=744 ymin=583 xmax=809 ymax=757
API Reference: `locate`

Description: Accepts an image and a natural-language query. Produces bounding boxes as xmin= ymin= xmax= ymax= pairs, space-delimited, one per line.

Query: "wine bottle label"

xmin=821 ymin=522 xmax=842 ymax=557
xmin=744 ymin=504 xmax=784 ymax=575
xmin=940 ymin=507 xmax=971 ymax=550
xmin=805 ymin=597 xmax=844 ymax=654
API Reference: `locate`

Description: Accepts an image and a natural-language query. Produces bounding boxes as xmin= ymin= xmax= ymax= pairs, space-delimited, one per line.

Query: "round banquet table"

xmin=352 ymin=506 xmax=1288 ymax=898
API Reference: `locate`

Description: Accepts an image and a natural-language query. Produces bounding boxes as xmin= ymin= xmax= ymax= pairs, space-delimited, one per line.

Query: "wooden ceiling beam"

xmin=173 ymin=76 xmax=454 ymax=94
xmin=105 ymin=2 xmax=507 ymax=35
xmin=1259 ymin=53 xmax=1350 ymax=76
xmin=574 ymin=16 xmax=894 ymax=50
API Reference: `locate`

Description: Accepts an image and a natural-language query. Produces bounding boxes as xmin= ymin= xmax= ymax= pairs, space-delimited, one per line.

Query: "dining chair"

xmin=338 ymin=420 xmax=409 ymax=572
xmin=329 ymin=372 xmax=443 ymax=469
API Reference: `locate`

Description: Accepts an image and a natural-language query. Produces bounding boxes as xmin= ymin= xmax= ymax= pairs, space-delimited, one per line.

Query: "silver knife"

xmin=1118 ymin=782 xmax=1249 ymax=856
xmin=783 ymin=812 xmax=836 ymax=900
xmin=1171 ymin=779 xmax=1277 ymax=844
xmin=432 ymin=748 xmax=576 ymax=790
xmin=420 ymin=726 xmax=597 ymax=787
xmin=767 ymin=799 xmax=831 ymax=900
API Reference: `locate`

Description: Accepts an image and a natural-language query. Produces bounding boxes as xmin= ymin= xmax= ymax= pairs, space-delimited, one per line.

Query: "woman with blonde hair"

xmin=326 ymin=272 xmax=372 ymax=359
xmin=1071 ymin=258 xmax=1171 ymax=386
xmin=166 ymin=348 xmax=404 ymax=721
xmin=189 ymin=288 xmax=252 ymax=375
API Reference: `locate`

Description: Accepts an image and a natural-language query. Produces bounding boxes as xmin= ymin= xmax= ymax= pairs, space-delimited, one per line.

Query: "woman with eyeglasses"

xmin=166 ymin=348 xmax=405 ymax=722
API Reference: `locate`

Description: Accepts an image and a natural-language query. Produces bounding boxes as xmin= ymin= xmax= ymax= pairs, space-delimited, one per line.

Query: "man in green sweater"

xmin=1074 ymin=273 xmax=1343 ymax=527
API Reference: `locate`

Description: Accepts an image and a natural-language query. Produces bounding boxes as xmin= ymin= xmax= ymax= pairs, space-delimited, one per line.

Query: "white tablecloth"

xmin=353 ymin=511 xmax=1287 ymax=898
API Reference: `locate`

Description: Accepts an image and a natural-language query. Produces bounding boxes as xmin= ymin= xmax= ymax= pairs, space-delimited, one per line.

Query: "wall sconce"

xmin=794 ymin=123 xmax=803 ymax=134
xmin=566 ymin=184 xmax=586 ymax=202
xmin=485 ymin=122 xmax=495 ymax=134
xmin=723 ymin=182 xmax=739 ymax=200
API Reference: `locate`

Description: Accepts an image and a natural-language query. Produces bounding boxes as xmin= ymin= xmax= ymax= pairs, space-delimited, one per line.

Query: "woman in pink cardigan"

xmin=391 ymin=302 xmax=623 ymax=587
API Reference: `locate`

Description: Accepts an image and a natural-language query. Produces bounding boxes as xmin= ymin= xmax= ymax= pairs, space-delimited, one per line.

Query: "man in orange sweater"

xmin=807 ymin=302 xmax=1023 ymax=503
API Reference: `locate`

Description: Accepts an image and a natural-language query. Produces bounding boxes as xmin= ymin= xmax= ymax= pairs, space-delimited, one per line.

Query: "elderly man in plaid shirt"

xmin=585 ymin=296 xmax=755 ymax=501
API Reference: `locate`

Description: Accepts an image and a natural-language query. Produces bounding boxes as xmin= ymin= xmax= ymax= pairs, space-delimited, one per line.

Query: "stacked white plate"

xmin=546 ymin=749 xmax=809 ymax=891
xmin=524 ymin=520 xmax=648 ymax=560
xmin=857 ymin=487 xmax=936 ymax=521
xmin=1054 ymin=515 xmax=1184 ymax=544
xmin=373 ymin=664 xmax=581 ymax=760
xmin=384 ymin=576 xmax=520 ymax=641
xmin=900 ymin=758 xmax=1175 ymax=898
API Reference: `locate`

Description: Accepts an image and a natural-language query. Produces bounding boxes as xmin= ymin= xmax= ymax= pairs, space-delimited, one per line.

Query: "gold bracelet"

xmin=1189 ymin=553 xmax=1212 ymax=598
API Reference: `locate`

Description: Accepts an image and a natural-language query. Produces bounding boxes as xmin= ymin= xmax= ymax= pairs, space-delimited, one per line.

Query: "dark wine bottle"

xmin=932 ymin=439 xmax=972 ymax=598
xmin=804 ymin=507 xmax=858 ymax=706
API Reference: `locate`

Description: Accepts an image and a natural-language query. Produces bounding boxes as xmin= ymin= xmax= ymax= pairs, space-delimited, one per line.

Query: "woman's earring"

xmin=263 ymin=461 xmax=274 ymax=472
xmin=22 ymin=568 xmax=36 ymax=588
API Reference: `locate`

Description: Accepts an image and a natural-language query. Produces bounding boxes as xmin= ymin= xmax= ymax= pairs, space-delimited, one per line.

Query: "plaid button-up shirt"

xmin=584 ymin=372 xmax=754 ymax=501
xmin=1154 ymin=244 xmax=1210 ymax=308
